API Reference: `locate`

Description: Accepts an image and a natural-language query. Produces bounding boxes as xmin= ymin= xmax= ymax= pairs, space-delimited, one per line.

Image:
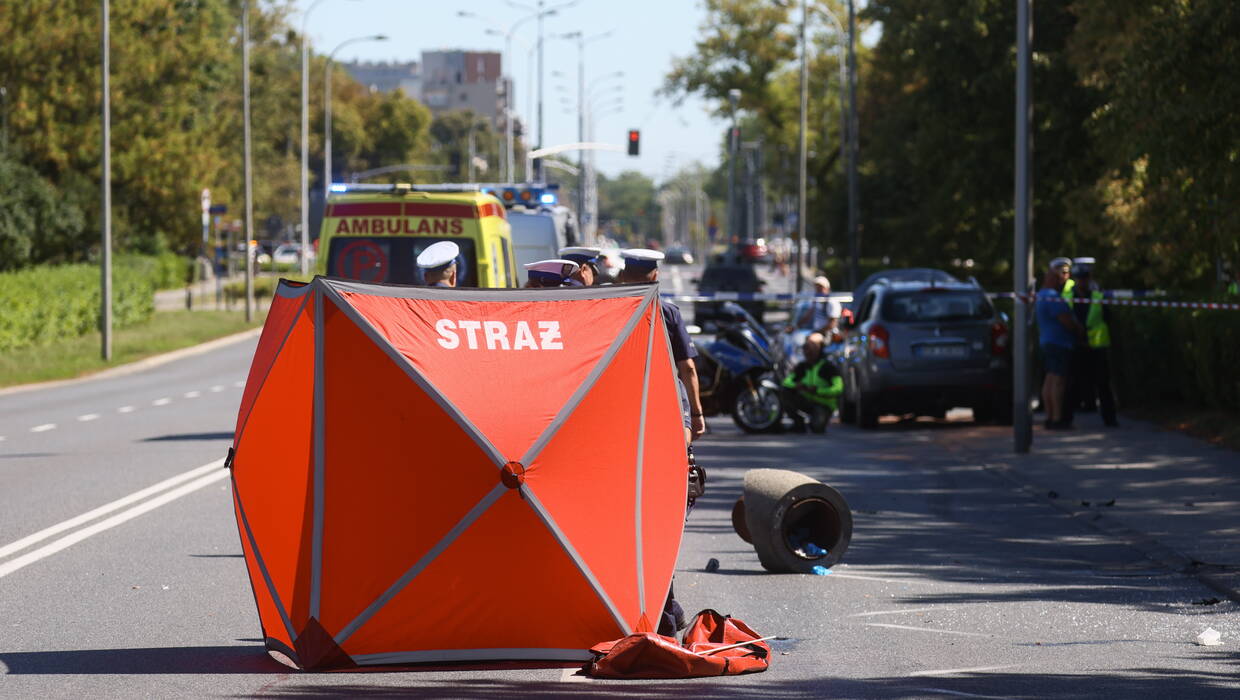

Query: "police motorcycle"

xmin=693 ymin=302 xmax=784 ymax=433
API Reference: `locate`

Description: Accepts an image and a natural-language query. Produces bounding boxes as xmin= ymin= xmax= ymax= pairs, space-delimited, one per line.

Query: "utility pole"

xmin=796 ymin=0 xmax=808 ymax=292
xmin=727 ymin=88 xmax=741 ymax=244
xmin=1013 ymin=0 xmax=1034 ymax=453
xmin=242 ymin=0 xmax=254 ymax=322
xmin=846 ymin=0 xmax=860 ymax=290
xmin=100 ymin=0 xmax=112 ymax=360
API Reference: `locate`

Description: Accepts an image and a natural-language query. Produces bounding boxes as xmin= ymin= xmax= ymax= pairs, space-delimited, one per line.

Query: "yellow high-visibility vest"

xmin=1086 ymin=289 xmax=1110 ymax=348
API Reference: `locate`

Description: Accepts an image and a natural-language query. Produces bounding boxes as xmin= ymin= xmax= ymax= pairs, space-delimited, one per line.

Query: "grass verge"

xmin=1122 ymin=403 xmax=1240 ymax=452
xmin=0 ymin=310 xmax=264 ymax=389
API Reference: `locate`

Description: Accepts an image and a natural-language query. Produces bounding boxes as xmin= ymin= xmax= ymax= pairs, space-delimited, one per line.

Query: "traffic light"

xmin=627 ymin=129 xmax=640 ymax=156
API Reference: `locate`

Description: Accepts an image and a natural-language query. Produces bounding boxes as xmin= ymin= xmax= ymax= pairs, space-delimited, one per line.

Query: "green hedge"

xmin=0 ymin=255 xmax=162 ymax=352
xmin=1108 ymin=299 xmax=1240 ymax=411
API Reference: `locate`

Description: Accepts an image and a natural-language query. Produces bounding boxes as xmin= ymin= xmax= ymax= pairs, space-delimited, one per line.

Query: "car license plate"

xmin=916 ymin=344 xmax=967 ymax=358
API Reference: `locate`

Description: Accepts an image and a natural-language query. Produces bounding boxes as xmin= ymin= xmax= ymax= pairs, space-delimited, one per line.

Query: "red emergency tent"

xmin=229 ymin=277 xmax=687 ymax=670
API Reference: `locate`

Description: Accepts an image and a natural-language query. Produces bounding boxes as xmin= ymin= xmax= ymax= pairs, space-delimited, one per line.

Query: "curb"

xmin=0 ymin=327 xmax=263 ymax=397
xmin=938 ymin=437 xmax=1240 ymax=605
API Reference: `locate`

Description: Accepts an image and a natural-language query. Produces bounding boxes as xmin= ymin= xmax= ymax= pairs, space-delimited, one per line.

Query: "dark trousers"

xmin=780 ymin=388 xmax=820 ymax=423
xmin=1066 ymin=347 xmax=1117 ymax=425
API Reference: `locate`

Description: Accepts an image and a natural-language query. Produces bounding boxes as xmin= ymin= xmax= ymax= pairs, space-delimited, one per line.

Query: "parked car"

xmin=693 ymin=263 xmax=766 ymax=327
xmin=272 ymin=243 xmax=314 ymax=266
xmin=838 ymin=276 xmax=1012 ymax=427
xmin=665 ymin=246 xmax=695 ymax=265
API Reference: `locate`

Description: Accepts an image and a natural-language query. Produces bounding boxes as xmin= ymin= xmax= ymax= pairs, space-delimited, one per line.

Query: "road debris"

xmin=1196 ymin=628 xmax=1222 ymax=646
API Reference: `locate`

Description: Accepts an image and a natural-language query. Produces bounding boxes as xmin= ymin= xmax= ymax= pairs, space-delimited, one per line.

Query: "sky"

xmin=294 ymin=0 xmax=726 ymax=184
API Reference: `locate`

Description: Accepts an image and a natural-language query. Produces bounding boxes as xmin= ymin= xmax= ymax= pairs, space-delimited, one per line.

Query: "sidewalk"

xmin=937 ymin=415 xmax=1240 ymax=602
xmin=154 ymin=274 xmax=273 ymax=313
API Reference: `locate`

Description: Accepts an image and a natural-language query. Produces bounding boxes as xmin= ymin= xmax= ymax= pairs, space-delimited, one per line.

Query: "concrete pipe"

xmin=737 ymin=469 xmax=852 ymax=573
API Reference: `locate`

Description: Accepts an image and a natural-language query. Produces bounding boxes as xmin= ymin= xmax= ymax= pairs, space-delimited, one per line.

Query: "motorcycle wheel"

xmin=732 ymin=384 xmax=783 ymax=433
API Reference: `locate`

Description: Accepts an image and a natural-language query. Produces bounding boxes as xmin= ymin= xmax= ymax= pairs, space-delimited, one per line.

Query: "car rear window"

xmin=881 ymin=290 xmax=992 ymax=322
xmin=327 ymin=237 xmax=478 ymax=286
xmin=700 ymin=266 xmax=760 ymax=290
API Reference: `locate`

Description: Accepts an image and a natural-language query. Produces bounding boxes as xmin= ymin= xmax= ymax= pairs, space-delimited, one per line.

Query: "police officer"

xmin=523 ymin=259 xmax=579 ymax=288
xmin=618 ymin=249 xmax=706 ymax=441
xmin=417 ymin=241 xmax=460 ymax=287
xmin=618 ymin=249 xmax=701 ymax=637
xmin=1068 ymin=257 xmax=1119 ymax=427
xmin=558 ymin=246 xmax=602 ymax=286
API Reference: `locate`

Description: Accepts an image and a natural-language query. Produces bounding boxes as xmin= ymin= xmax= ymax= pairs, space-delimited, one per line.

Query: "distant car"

xmin=694 ymin=263 xmax=765 ymax=327
xmin=272 ymin=244 xmax=313 ymax=266
xmin=665 ymin=246 xmax=694 ymax=265
xmin=838 ymin=276 xmax=1011 ymax=427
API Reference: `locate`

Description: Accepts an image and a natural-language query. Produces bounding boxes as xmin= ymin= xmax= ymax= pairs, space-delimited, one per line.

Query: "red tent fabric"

xmin=229 ymin=277 xmax=688 ymax=670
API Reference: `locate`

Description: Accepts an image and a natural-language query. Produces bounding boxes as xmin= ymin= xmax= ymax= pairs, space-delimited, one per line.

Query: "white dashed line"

xmin=152 ymin=398 xmax=171 ymax=406
xmin=210 ymin=385 xmax=224 ymax=393
xmin=118 ymin=405 xmax=135 ymax=413
xmin=906 ymin=688 xmax=1011 ymax=699
xmin=77 ymin=413 xmax=100 ymax=422
xmin=0 ymin=436 xmax=6 ymax=442
xmin=866 ymin=623 xmax=992 ymax=638
xmin=30 ymin=424 xmax=56 ymax=433
xmin=183 ymin=391 xmax=201 ymax=398
xmin=232 ymin=381 xmax=244 ymax=388
xmin=851 ymin=607 xmax=941 ymax=617
xmin=909 ymin=665 xmax=1023 ymax=677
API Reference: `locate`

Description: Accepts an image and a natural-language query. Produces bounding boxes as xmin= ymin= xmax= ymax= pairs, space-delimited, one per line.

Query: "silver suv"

xmin=838 ymin=277 xmax=1012 ymax=427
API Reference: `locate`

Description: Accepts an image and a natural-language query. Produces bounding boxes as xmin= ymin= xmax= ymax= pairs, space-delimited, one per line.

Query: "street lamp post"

xmin=1014 ymin=0 xmax=1034 ymax=453
xmin=802 ymin=2 xmax=850 ymax=290
xmin=796 ymin=0 xmax=808 ymax=292
xmin=299 ymin=0 xmax=341 ymax=276
xmin=324 ymin=34 xmax=387 ymax=200
xmin=243 ymin=0 xmax=254 ymax=322
xmin=727 ymin=100 xmax=738 ymax=243
xmin=101 ymin=0 xmax=112 ymax=360
xmin=505 ymin=0 xmax=580 ymax=180
xmin=462 ymin=10 xmax=541 ymax=183
xmin=554 ymin=29 xmax=614 ymax=229
xmin=846 ymin=0 xmax=860 ymax=290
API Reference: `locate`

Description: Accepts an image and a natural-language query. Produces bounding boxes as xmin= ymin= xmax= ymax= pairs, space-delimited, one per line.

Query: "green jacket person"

xmin=780 ymin=333 xmax=844 ymax=434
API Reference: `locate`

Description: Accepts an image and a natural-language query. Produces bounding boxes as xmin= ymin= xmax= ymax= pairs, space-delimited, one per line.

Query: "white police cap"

xmin=1072 ymin=257 xmax=1096 ymax=266
xmin=620 ymin=248 xmax=664 ymax=272
xmin=524 ymin=259 xmax=579 ymax=284
xmin=558 ymin=246 xmax=602 ymax=265
xmin=417 ymin=241 xmax=460 ymax=270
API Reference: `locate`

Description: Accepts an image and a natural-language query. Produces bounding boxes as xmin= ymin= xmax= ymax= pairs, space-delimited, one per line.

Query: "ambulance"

xmin=317 ymin=183 xmax=518 ymax=287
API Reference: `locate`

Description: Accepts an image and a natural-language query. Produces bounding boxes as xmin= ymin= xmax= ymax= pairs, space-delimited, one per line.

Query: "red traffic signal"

xmin=627 ymin=129 xmax=640 ymax=156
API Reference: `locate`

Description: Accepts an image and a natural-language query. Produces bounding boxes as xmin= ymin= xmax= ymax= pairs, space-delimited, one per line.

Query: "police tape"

xmin=660 ymin=290 xmax=1240 ymax=311
xmin=660 ymin=292 xmax=854 ymax=303
xmin=990 ymin=291 xmax=1240 ymax=311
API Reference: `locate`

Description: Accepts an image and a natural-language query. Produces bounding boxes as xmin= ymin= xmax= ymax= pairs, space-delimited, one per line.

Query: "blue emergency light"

xmin=539 ymin=192 xmax=557 ymax=205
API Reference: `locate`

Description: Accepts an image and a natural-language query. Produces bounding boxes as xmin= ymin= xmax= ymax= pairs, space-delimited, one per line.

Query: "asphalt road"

xmin=2 ymin=271 xmax=1237 ymax=697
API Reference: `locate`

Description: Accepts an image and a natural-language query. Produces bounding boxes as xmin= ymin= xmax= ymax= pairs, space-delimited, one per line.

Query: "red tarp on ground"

xmin=587 ymin=609 xmax=771 ymax=678
xmin=229 ymin=277 xmax=687 ymax=670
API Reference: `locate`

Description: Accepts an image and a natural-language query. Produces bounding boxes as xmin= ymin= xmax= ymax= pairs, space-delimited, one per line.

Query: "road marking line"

xmin=77 ymin=413 xmax=100 ymax=422
xmin=0 ymin=436 xmax=6 ymax=442
xmin=910 ymin=665 xmax=1022 ymax=677
xmin=866 ymin=623 xmax=992 ymax=638
xmin=233 ymin=381 xmax=244 ymax=387
xmin=906 ymin=688 xmax=1012 ymax=699
xmin=826 ymin=573 xmax=940 ymax=585
xmin=30 ymin=424 xmax=56 ymax=433
xmin=184 ymin=391 xmax=201 ymax=398
xmin=559 ymin=668 xmax=590 ymax=682
xmin=0 ymin=467 xmax=228 ymax=579
xmin=851 ymin=607 xmax=941 ymax=617
xmin=152 ymin=397 xmax=171 ymax=406
xmin=210 ymin=385 xmax=225 ymax=392
xmin=118 ymin=405 xmax=135 ymax=413
xmin=0 ymin=459 xmax=225 ymax=561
